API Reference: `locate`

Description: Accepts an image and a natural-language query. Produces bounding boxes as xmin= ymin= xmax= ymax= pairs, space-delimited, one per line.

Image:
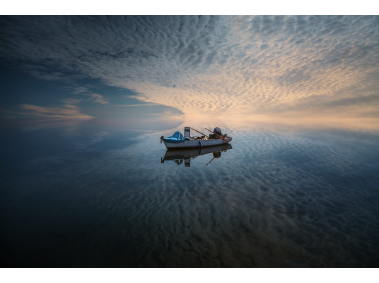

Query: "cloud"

xmin=1 ymin=16 xmax=379 ymax=118
xmin=72 ymin=87 xmax=89 ymax=94
xmin=22 ymin=65 xmax=85 ymax=83
xmin=19 ymin=103 xmax=93 ymax=119
xmin=88 ymin=93 xmax=109 ymax=104
xmin=67 ymin=86 xmax=110 ymax=105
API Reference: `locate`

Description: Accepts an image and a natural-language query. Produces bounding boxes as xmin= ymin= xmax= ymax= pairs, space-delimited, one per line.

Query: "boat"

xmin=161 ymin=127 xmax=232 ymax=149
xmin=161 ymin=144 xmax=232 ymax=167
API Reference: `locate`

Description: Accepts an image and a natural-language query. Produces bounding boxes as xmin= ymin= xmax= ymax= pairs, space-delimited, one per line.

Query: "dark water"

xmin=1 ymin=122 xmax=379 ymax=267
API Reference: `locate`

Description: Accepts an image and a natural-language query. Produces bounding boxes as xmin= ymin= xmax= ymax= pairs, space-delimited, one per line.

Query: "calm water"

xmin=1 ymin=121 xmax=379 ymax=267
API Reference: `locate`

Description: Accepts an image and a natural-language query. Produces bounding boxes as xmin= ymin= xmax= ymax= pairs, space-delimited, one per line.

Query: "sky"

xmin=1 ymin=15 xmax=379 ymax=128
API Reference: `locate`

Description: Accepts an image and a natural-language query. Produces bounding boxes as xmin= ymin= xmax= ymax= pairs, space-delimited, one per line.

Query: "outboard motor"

xmin=214 ymin=127 xmax=222 ymax=138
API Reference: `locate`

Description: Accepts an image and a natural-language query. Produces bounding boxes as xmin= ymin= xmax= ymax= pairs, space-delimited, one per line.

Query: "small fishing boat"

xmin=161 ymin=127 xmax=232 ymax=149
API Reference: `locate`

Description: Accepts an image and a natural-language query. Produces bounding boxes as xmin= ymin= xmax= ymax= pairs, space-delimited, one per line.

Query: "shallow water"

xmin=1 ymin=121 xmax=379 ymax=267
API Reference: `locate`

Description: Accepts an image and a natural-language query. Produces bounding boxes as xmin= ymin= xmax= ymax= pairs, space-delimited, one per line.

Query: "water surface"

xmin=1 ymin=121 xmax=379 ymax=267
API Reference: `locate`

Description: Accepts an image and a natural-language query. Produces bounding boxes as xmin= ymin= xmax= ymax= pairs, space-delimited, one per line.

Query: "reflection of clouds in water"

xmin=3 ymin=125 xmax=379 ymax=267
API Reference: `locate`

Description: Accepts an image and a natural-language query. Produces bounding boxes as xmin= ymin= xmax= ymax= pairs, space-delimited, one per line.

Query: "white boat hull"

xmin=164 ymin=138 xmax=232 ymax=149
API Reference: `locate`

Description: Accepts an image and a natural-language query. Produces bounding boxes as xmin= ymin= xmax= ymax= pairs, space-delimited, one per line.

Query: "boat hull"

xmin=163 ymin=138 xmax=232 ymax=149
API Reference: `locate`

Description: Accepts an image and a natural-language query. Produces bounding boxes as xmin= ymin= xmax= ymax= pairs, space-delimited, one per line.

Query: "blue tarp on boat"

xmin=163 ymin=131 xmax=188 ymax=143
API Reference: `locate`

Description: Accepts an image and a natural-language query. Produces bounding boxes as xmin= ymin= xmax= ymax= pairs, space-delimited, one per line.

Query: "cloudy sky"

xmin=1 ymin=15 xmax=379 ymax=125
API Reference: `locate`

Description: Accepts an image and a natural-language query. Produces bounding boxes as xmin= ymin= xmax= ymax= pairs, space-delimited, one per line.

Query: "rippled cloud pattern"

xmin=1 ymin=16 xmax=379 ymax=118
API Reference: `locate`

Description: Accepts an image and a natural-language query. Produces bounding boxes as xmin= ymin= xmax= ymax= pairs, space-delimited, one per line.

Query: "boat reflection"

xmin=161 ymin=144 xmax=232 ymax=167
